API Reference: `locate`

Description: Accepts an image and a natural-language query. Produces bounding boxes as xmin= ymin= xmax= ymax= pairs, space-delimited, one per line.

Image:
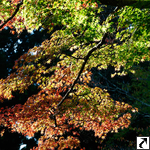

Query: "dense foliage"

xmin=0 ymin=0 xmax=150 ymax=149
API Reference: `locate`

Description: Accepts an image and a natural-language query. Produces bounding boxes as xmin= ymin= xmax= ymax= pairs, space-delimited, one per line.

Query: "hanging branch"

xmin=57 ymin=32 xmax=108 ymax=108
xmin=57 ymin=6 xmax=120 ymax=108
xmin=0 ymin=0 xmax=23 ymax=29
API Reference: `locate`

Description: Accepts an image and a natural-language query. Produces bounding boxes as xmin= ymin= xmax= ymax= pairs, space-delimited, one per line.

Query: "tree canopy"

xmin=0 ymin=0 xmax=150 ymax=149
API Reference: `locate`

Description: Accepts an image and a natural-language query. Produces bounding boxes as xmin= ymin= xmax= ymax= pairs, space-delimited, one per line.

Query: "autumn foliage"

xmin=0 ymin=0 xmax=150 ymax=149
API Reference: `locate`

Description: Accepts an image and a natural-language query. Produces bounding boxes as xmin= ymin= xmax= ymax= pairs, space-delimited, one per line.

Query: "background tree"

xmin=0 ymin=0 xmax=150 ymax=149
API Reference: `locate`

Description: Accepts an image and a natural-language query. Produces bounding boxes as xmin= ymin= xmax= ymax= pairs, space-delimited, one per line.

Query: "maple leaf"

xmin=0 ymin=0 xmax=149 ymax=149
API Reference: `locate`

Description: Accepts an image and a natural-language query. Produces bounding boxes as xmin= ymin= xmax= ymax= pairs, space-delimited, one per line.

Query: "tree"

xmin=0 ymin=0 xmax=150 ymax=149
xmin=0 ymin=22 xmax=52 ymax=150
xmin=0 ymin=26 xmax=51 ymax=78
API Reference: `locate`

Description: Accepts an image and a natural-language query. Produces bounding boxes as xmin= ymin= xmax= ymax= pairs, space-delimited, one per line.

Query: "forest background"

xmin=0 ymin=0 xmax=150 ymax=149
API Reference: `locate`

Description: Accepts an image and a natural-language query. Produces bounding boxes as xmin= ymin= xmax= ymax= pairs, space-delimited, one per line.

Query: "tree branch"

xmin=0 ymin=0 xmax=23 ymax=29
xmin=57 ymin=6 xmax=120 ymax=108
xmin=57 ymin=32 xmax=108 ymax=108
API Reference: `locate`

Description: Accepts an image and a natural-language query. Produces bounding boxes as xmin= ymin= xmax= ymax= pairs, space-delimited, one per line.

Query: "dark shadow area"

xmin=20 ymin=131 xmax=42 ymax=150
xmin=86 ymin=61 xmax=150 ymax=149
xmin=0 ymin=126 xmax=23 ymax=150
xmin=0 ymin=126 xmax=40 ymax=150
xmin=0 ymin=84 xmax=40 ymax=109
xmin=0 ymin=27 xmax=52 ymax=78
xmin=88 ymin=65 xmax=132 ymax=103
xmin=101 ymin=112 xmax=150 ymax=150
